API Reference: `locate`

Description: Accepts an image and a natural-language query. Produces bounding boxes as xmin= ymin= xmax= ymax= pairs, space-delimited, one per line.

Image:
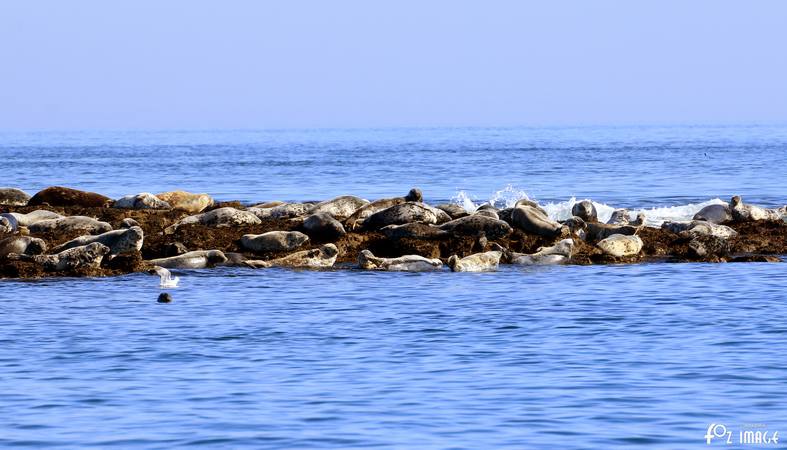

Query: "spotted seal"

xmin=155 ymin=191 xmax=214 ymax=213
xmin=661 ymin=221 xmax=737 ymax=239
xmin=240 ymin=231 xmax=310 ymax=253
xmin=244 ymin=244 xmax=339 ymax=269
xmin=439 ymin=215 xmax=512 ymax=240
xmin=113 ymin=193 xmax=172 ymax=210
xmin=308 ymin=195 xmax=369 ymax=221
xmin=0 ymin=236 xmax=47 ymax=258
xmin=597 ymin=234 xmax=643 ymax=257
xmin=380 ymin=223 xmax=450 ymax=240
xmin=447 ymin=248 xmax=503 ymax=272
xmin=28 ymin=216 xmax=112 ymax=235
xmin=508 ymin=239 xmax=574 ymax=265
xmin=361 ymin=202 xmax=450 ymax=230
xmin=8 ymin=242 xmax=110 ymax=271
xmin=148 ymin=250 xmax=228 ymax=269
xmin=166 ymin=207 xmax=261 ymax=233
xmin=730 ymin=196 xmax=782 ymax=222
xmin=52 ymin=226 xmax=144 ymax=256
xmin=0 ymin=188 xmax=31 ymax=206
xmin=345 ymin=189 xmax=424 ymax=229
xmin=571 ymin=200 xmax=598 ymax=223
xmin=0 ymin=215 xmax=18 ymax=234
xmin=358 ymin=250 xmax=443 ymax=272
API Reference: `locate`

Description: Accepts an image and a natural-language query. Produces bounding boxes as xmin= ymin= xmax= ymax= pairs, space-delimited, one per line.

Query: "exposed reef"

xmin=1 ymin=186 xmax=785 ymax=278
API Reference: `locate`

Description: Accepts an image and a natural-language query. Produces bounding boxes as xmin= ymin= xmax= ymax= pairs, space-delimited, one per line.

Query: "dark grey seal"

xmin=693 ymin=203 xmax=731 ymax=224
xmin=571 ymin=200 xmax=598 ymax=223
xmin=303 ymin=213 xmax=346 ymax=241
xmin=439 ymin=215 xmax=512 ymax=240
xmin=511 ymin=206 xmax=567 ymax=238
xmin=381 ymin=223 xmax=450 ymax=240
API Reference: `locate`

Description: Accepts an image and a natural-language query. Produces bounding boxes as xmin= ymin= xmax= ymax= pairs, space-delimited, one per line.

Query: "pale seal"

xmin=113 ymin=193 xmax=172 ymax=210
xmin=0 ymin=188 xmax=31 ymax=206
xmin=4 ymin=210 xmax=63 ymax=227
xmin=0 ymin=236 xmax=47 ymax=258
xmin=361 ymin=202 xmax=450 ymax=230
xmin=571 ymin=200 xmax=598 ymax=223
xmin=303 ymin=213 xmax=346 ymax=241
xmin=358 ymin=250 xmax=443 ymax=272
xmin=585 ymin=222 xmax=640 ymax=242
xmin=244 ymin=244 xmax=339 ymax=269
xmin=381 ymin=223 xmax=450 ymax=240
xmin=345 ymin=189 xmax=424 ymax=229
xmin=447 ymin=248 xmax=503 ymax=272
xmin=52 ymin=226 xmax=144 ymax=256
xmin=248 ymin=203 xmax=313 ymax=220
xmin=156 ymin=191 xmax=214 ymax=213
xmin=8 ymin=242 xmax=110 ymax=271
xmin=28 ymin=216 xmax=112 ymax=235
xmin=597 ymin=234 xmax=643 ymax=257
xmin=240 ymin=231 xmax=310 ymax=253
xmin=730 ymin=196 xmax=782 ymax=222
xmin=439 ymin=215 xmax=512 ymax=240
xmin=508 ymin=239 xmax=574 ymax=265
xmin=308 ymin=195 xmax=369 ymax=221
xmin=167 ymin=207 xmax=261 ymax=233
xmin=511 ymin=206 xmax=567 ymax=238
xmin=28 ymin=186 xmax=112 ymax=208
xmin=693 ymin=203 xmax=731 ymax=224
xmin=148 ymin=250 xmax=228 ymax=269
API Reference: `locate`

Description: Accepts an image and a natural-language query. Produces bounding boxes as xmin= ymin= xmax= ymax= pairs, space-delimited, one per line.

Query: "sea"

xmin=1 ymin=125 xmax=786 ymax=448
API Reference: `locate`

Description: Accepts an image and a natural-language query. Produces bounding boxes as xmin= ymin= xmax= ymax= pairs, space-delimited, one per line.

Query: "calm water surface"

xmin=1 ymin=126 xmax=786 ymax=448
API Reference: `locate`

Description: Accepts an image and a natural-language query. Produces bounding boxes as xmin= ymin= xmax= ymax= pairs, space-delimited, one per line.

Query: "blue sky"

xmin=1 ymin=1 xmax=786 ymax=129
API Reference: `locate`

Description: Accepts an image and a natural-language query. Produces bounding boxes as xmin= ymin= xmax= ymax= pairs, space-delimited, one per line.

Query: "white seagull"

xmin=148 ymin=266 xmax=180 ymax=288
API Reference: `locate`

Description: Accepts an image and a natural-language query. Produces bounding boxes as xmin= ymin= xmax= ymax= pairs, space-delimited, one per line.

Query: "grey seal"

xmin=155 ymin=191 xmax=214 ymax=213
xmin=120 ymin=218 xmax=141 ymax=228
xmin=52 ymin=226 xmax=144 ymax=256
xmin=0 ymin=236 xmax=47 ymax=258
xmin=661 ymin=221 xmax=737 ymax=239
xmin=585 ymin=222 xmax=640 ymax=242
xmin=447 ymin=248 xmax=503 ymax=272
xmin=597 ymin=234 xmax=643 ymax=257
xmin=571 ymin=200 xmax=598 ymax=223
xmin=8 ymin=242 xmax=110 ymax=271
xmin=248 ymin=203 xmax=313 ymax=220
xmin=240 ymin=231 xmax=310 ymax=253
xmin=361 ymin=202 xmax=450 ymax=230
xmin=562 ymin=216 xmax=587 ymax=237
xmin=358 ymin=250 xmax=442 ymax=272
xmin=514 ymin=199 xmax=548 ymax=216
xmin=607 ymin=209 xmax=630 ymax=225
xmin=346 ymin=189 xmax=424 ymax=229
xmin=148 ymin=250 xmax=228 ymax=269
xmin=0 ymin=188 xmax=31 ymax=206
xmin=303 ymin=213 xmax=346 ymax=241
xmin=113 ymin=193 xmax=171 ymax=210
xmin=167 ymin=207 xmax=261 ymax=233
xmin=439 ymin=215 xmax=512 ymax=240
xmin=308 ymin=195 xmax=369 ymax=221
xmin=474 ymin=209 xmax=499 ymax=220
xmin=381 ymin=223 xmax=450 ymax=240
xmin=435 ymin=203 xmax=469 ymax=220
xmin=244 ymin=244 xmax=339 ymax=269
xmin=511 ymin=206 xmax=567 ymax=238
xmin=693 ymin=203 xmax=731 ymax=224
xmin=508 ymin=238 xmax=574 ymax=265
xmin=730 ymin=196 xmax=782 ymax=222
xmin=29 ymin=216 xmax=112 ymax=235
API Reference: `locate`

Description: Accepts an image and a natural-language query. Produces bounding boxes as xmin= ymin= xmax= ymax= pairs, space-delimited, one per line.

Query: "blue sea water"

xmin=1 ymin=126 xmax=787 ymax=448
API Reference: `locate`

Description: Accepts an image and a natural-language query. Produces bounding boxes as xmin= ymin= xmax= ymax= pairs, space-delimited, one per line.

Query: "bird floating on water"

xmin=148 ymin=266 xmax=180 ymax=288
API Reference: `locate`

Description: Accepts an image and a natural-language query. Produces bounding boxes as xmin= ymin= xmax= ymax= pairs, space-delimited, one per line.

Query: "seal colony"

xmin=1 ymin=185 xmax=786 ymax=278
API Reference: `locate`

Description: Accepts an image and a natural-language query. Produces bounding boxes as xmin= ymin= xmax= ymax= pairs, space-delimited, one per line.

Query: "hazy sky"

xmin=1 ymin=1 xmax=786 ymax=129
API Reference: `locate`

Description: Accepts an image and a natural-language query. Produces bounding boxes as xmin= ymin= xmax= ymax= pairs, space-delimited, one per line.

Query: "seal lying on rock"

xmin=29 ymin=216 xmax=112 ymax=235
xmin=303 ymin=213 xmax=346 ymax=241
xmin=597 ymin=234 xmax=643 ymax=257
xmin=244 ymin=244 xmax=339 ymax=269
xmin=730 ymin=196 xmax=782 ymax=222
xmin=249 ymin=203 xmax=313 ymax=220
xmin=585 ymin=222 xmax=640 ymax=242
xmin=607 ymin=209 xmax=630 ymax=225
xmin=167 ymin=207 xmax=261 ymax=233
xmin=148 ymin=250 xmax=228 ymax=269
xmin=474 ymin=209 xmax=499 ymax=220
xmin=240 ymin=231 xmax=309 ymax=253
xmin=515 ymin=199 xmax=548 ymax=216
xmin=358 ymin=249 xmax=443 ymax=272
xmin=156 ymin=191 xmax=213 ymax=213
xmin=8 ymin=242 xmax=110 ymax=271
xmin=693 ymin=203 xmax=731 ymax=224
xmin=345 ymin=189 xmax=424 ymax=229
xmin=0 ymin=236 xmax=47 ymax=258
xmin=28 ymin=186 xmax=112 ymax=208
xmin=308 ymin=195 xmax=369 ymax=221
xmin=381 ymin=223 xmax=450 ymax=240
xmin=435 ymin=203 xmax=469 ymax=220
xmin=508 ymin=239 xmax=574 ymax=265
xmin=438 ymin=215 xmax=512 ymax=240
xmin=52 ymin=226 xmax=144 ymax=256
xmin=361 ymin=202 xmax=450 ymax=230
xmin=662 ymin=221 xmax=737 ymax=239
xmin=4 ymin=210 xmax=63 ymax=227
xmin=562 ymin=216 xmax=587 ymax=238
xmin=113 ymin=193 xmax=171 ymax=210
xmin=0 ymin=215 xmax=17 ymax=234
xmin=571 ymin=200 xmax=598 ymax=223
xmin=0 ymin=188 xmax=31 ymax=206
xmin=447 ymin=248 xmax=503 ymax=272
xmin=511 ymin=206 xmax=567 ymax=238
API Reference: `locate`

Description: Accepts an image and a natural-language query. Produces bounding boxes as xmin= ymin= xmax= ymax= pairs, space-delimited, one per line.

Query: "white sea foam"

xmin=451 ymin=187 xmax=727 ymax=227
